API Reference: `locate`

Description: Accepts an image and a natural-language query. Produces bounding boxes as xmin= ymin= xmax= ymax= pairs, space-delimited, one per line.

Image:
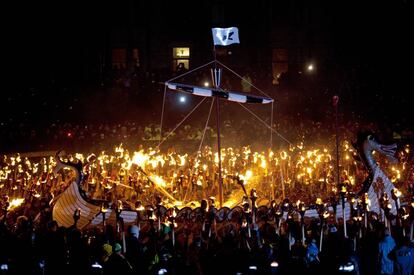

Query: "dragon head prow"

xmin=53 ymin=150 xmax=84 ymax=183
xmin=366 ymin=135 xmax=398 ymax=164
xmin=354 ymin=132 xmax=398 ymax=171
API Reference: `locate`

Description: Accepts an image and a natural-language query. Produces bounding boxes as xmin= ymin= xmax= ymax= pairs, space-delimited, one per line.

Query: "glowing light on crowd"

xmin=131 ymin=150 xmax=149 ymax=167
xmin=0 ymin=139 xmax=409 ymax=207
xmin=8 ymin=198 xmax=25 ymax=210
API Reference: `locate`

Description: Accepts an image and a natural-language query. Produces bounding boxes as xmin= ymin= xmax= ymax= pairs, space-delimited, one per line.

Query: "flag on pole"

xmin=212 ymin=27 xmax=240 ymax=46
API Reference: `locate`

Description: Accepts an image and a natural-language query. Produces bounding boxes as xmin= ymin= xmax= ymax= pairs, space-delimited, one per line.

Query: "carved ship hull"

xmin=53 ymin=182 xmax=137 ymax=229
xmin=52 ymin=181 xmax=355 ymax=229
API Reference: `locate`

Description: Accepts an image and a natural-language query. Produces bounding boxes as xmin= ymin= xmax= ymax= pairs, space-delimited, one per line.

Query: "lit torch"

xmin=7 ymin=198 xmax=24 ymax=211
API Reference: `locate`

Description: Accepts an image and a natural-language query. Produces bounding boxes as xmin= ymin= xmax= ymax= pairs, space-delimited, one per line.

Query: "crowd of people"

xmin=2 ymin=111 xmax=413 ymax=155
xmin=1 ymin=186 xmax=414 ymax=275
xmin=1 ymin=48 xmax=413 ymax=274
xmin=1 ymin=128 xmax=414 ymax=274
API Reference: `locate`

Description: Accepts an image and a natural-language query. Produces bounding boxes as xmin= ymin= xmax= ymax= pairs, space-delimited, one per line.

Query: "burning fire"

xmin=8 ymin=198 xmax=25 ymax=210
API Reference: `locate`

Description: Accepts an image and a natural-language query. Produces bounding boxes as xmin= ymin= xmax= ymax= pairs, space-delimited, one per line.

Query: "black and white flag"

xmin=212 ymin=27 xmax=240 ymax=46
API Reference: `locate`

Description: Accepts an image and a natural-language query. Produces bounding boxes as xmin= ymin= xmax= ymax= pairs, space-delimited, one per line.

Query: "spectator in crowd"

xmin=378 ymin=227 xmax=396 ymax=275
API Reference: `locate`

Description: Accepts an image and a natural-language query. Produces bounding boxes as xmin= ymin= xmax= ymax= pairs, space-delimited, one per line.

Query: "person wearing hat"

xmin=378 ymin=227 xmax=396 ymax=275
xmin=113 ymin=243 xmax=122 ymax=254
xmin=103 ymin=243 xmax=134 ymax=275
xmin=305 ymin=238 xmax=320 ymax=268
xmin=101 ymin=243 xmax=113 ymax=263
xmin=389 ymin=236 xmax=414 ymax=275
xmin=129 ymin=224 xmax=139 ymax=239
xmin=125 ymin=225 xmax=142 ymax=273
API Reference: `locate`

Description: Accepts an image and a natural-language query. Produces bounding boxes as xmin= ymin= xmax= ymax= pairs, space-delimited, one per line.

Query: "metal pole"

xmin=335 ymin=97 xmax=340 ymax=197
xmin=172 ymin=225 xmax=175 ymax=246
xmin=102 ymin=212 xmax=106 ymax=233
xmin=319 ymin=225 xmax=323 ymax=252
xmin=364 ymin=210 xmax=368 ymax=230
xmin=334 ymin=95 xmax=346 ymax=237
xmin=333 ymin=96 xmax=340 ymax=196
xmin=270 ymin=101 xmax=274 ymax=148
xmin=280 ymin=165 xmax=285 ymax=199
xmin=216 ymin=95 xmax=223 ymax=207
xmin=302 ymin=221 xmax=305 ymax=245
xmin=342 ymin=197 xmax=347 ymax=238
xmin=212 ymin=47 xmax=223 ymax=207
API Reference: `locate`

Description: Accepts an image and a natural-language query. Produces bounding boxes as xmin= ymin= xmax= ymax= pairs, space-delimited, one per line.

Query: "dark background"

xmin=2 ymin=0 xmax=412 ymax=151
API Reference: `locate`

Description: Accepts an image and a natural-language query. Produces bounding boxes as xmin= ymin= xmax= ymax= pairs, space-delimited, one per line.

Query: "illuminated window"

xmin=173 ymin=47 xmax=190 ymax=71
xmin=272 ymin=49 xmax=288 ymax=85
xmin=112 ymin=48 xmax=127 ymax=69
xmin=173 ymin=47 xmax=190 ymax=58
